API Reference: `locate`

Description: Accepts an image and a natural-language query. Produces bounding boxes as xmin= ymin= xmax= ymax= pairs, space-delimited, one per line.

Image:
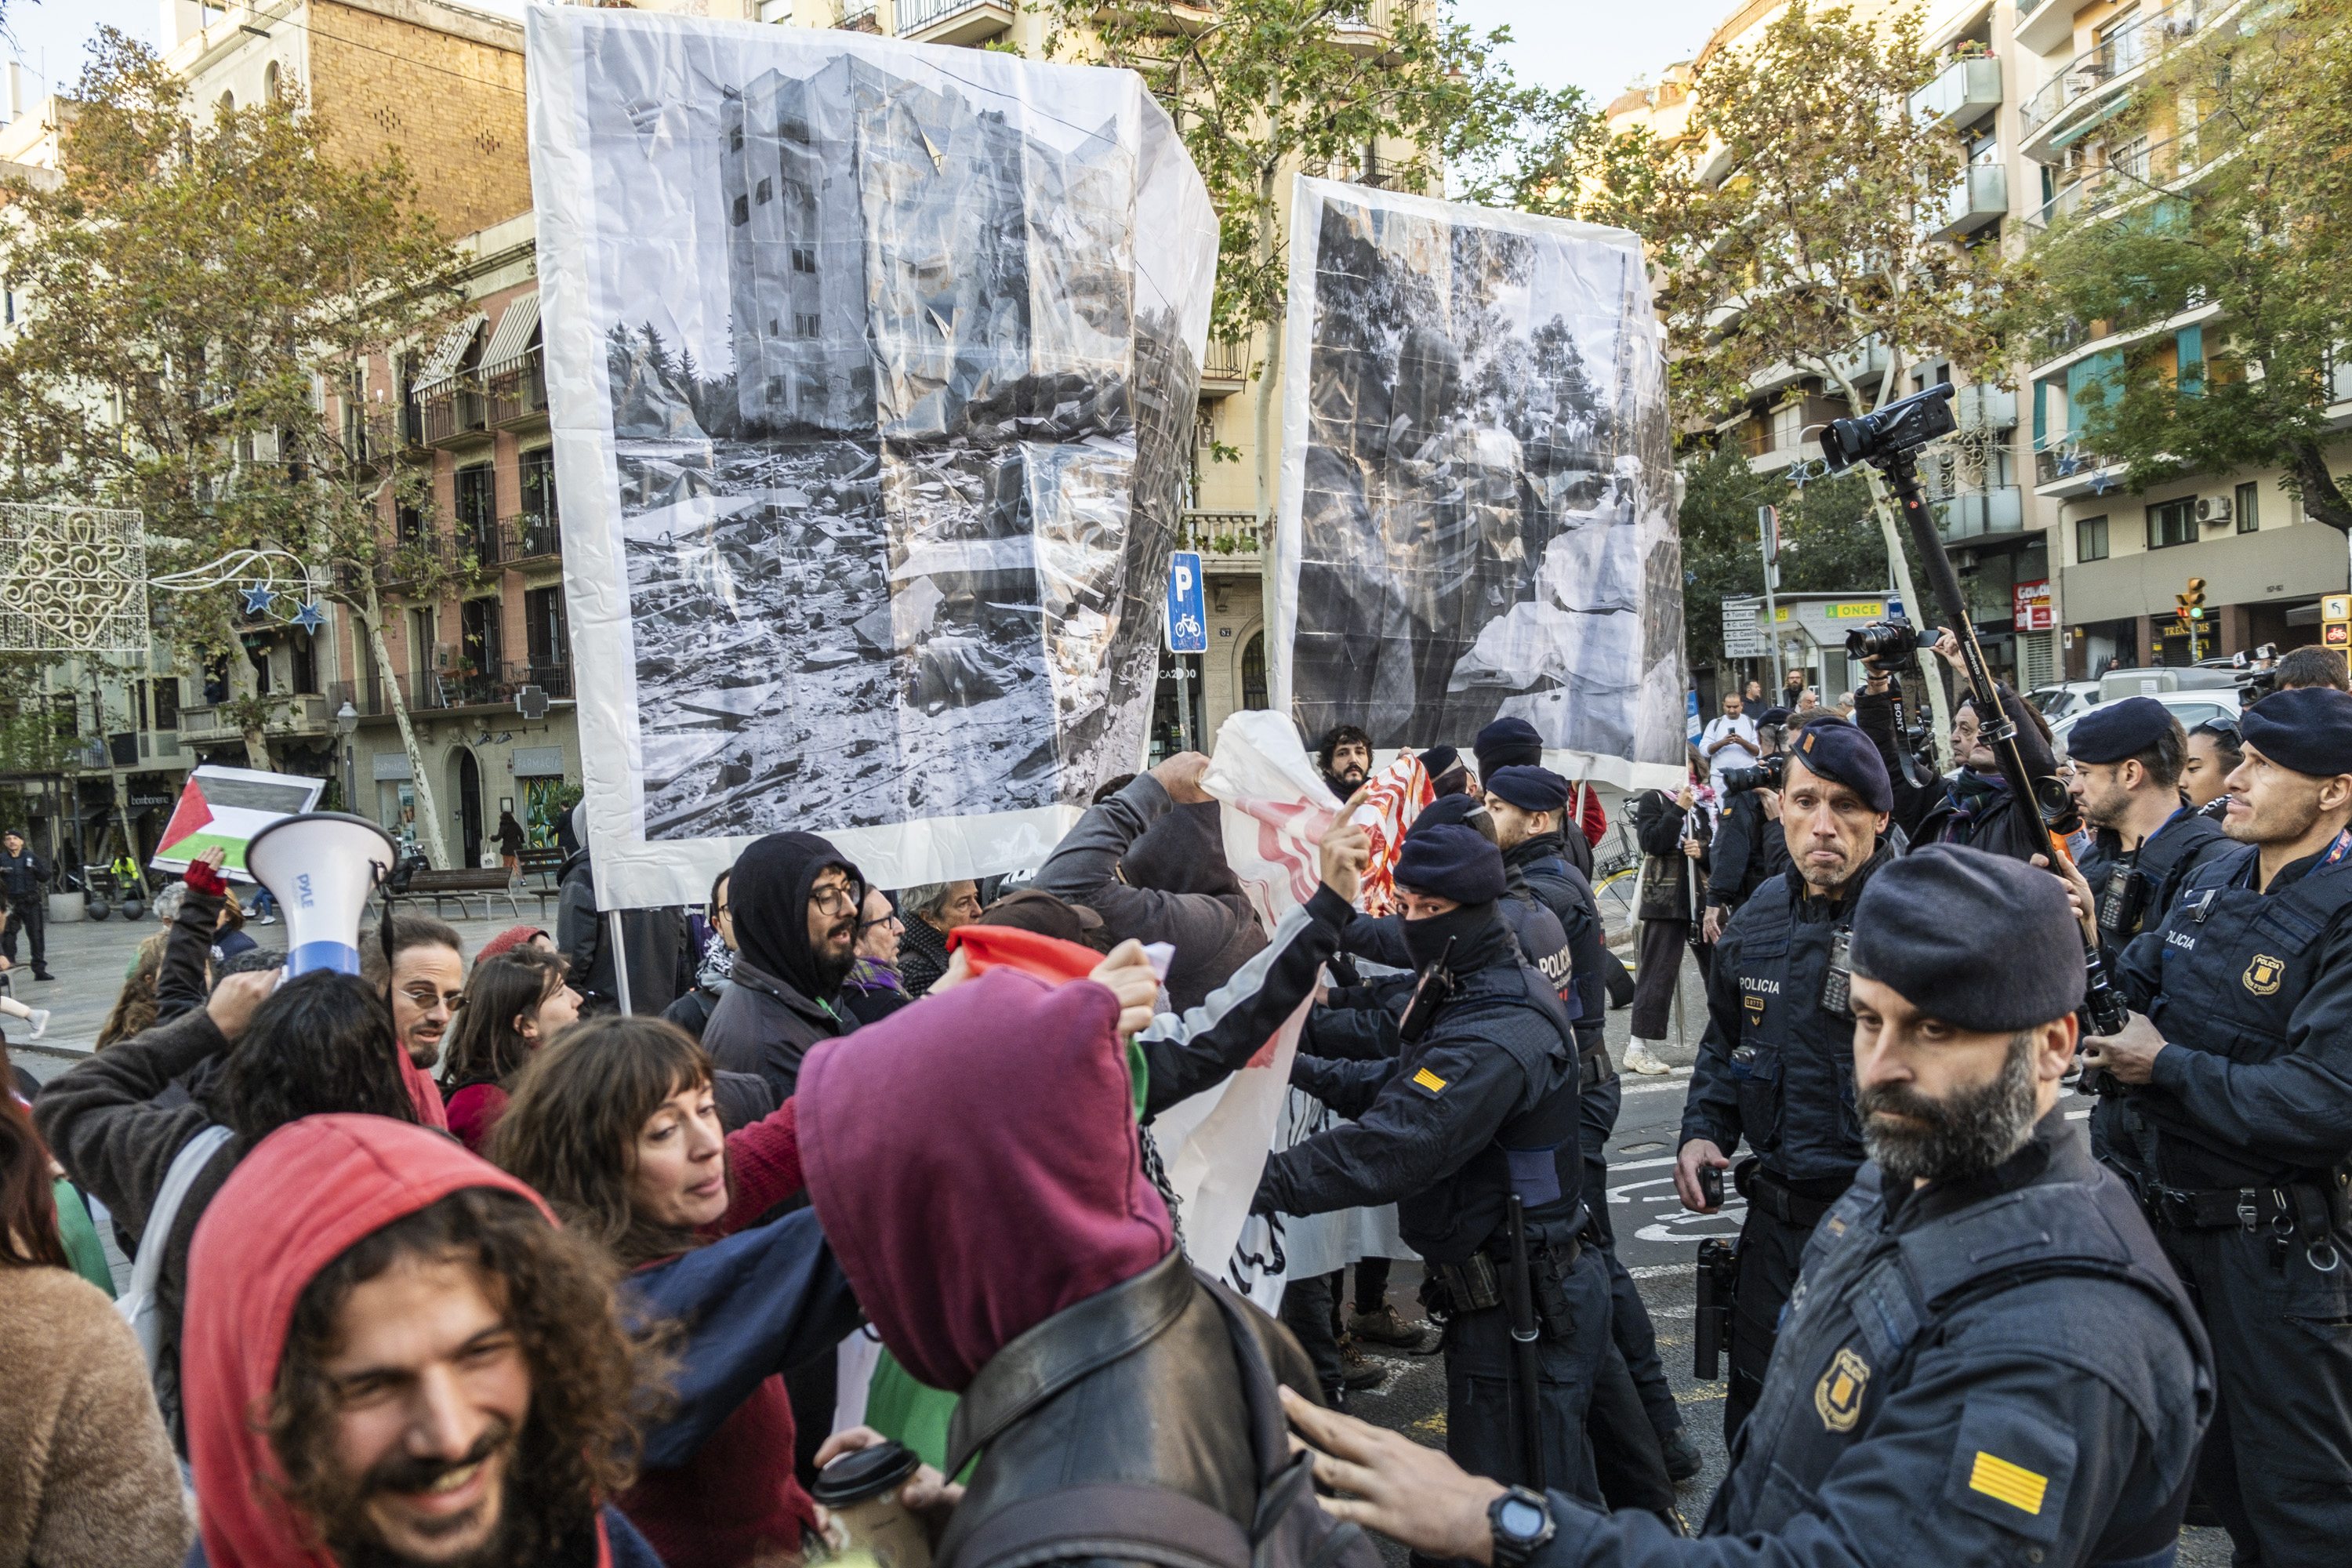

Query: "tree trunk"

xmin=227 ymin=640 xmax=271 ymax=769
xmin=359 ymin=582 xmax=451 ymax=870
xmin=1250 ymin=165 xmax=1285 ymax=532
xmin=2292 ymin=443 xmax=2352 ymax=535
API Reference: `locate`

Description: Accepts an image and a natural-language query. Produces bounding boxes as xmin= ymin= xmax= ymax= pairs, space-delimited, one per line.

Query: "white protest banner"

xmin=528 ymin=6 xmax=1219 ymax=909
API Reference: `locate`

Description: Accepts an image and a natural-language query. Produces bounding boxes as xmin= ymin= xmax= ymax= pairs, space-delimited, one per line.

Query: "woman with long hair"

xmin=438 ymin=949 xmax=580 ymax=1152
xmin=0 ymin=1089 xmax=191 ymax=1566
xmin=489 ymin=1015 xmax=859 ymax=1568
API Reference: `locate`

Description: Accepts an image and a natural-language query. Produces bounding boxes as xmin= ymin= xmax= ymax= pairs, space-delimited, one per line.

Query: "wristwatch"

xmin=1486 ymin=1486 xmax=1555 ymax=1568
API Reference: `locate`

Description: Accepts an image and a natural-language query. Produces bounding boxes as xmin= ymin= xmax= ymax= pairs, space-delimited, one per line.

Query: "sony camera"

xmin=1719 ymin=756 xmax=1785 ymax=795
xmin=1820 ymin=382 xmax=1958 ymax=474
xmin=1845 ymin=617 xmax=1933 ymax=665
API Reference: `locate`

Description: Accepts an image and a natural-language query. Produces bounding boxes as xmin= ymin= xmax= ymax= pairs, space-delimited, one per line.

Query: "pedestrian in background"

xmin=895 ymin=878 xmax=982 ymax=996
xmin=0 ymin=828 xmax=53 ymax=982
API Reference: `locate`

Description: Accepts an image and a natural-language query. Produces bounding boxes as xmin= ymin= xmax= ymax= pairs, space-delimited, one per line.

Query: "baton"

xmin=1503 ymin=1192 xmax=1546 ymax=1492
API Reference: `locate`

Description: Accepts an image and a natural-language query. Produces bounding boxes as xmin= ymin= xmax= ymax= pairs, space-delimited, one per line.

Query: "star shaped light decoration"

xmin=241 ymin=584 xmax=276 ymax=618
xmin=293 ymin=600 xmax=327 ymax=633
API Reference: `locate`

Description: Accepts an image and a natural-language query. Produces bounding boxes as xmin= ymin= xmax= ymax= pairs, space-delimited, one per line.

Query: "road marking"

xmin=1621 ymin=1070 xmax=1695 ymax=1097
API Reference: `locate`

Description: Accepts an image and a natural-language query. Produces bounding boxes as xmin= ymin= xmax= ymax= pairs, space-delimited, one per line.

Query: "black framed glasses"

xmin=856 ymin=910 xmax=902 ymax=935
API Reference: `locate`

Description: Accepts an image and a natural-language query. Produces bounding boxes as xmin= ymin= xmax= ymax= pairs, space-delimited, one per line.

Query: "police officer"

xmin=2092 ymin=685 xmax=2352 ymax=1568
xmin=1255 ymin=824 xmax=1610 ymax=1503
xmin=1703 ymin=710 xmax=1793 ymax=944
xmin=1486 ymin=765 xmax=1698 ymax=1485
xmin=1676 ymin=721 xmax=1892 ymax=1439
xmin=0 ymin=827 xmax=53 ymax=982
xmin=1286 ymin=846 xmax=2212 ymax=1568
xmin=2051 ymin=699 xmax=2232 ymax=1180
xmin=1477 ymin=717 xmax=1594 ymax=879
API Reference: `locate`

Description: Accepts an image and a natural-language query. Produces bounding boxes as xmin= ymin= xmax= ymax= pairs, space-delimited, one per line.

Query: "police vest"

xmin=1512 ymin=845 xmax=1607 ymax=1037
xmin=1394 ymin=960 xmax=1581 ymax=1264
xmin=2143 ymin=840 xmax=2352 ymax=1187
xmin=1719 ymin=874 xmax=1869 ymax=1185
xmin=1711 ymin=1154 xmax=2211 ymax=1559
xmin=2081 ymin=806 xmax=2231 ymax=956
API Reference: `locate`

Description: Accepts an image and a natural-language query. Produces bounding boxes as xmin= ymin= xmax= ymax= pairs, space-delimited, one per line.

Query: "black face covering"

xmin=730 ymin=831 xmax=864 ymax=1004
xmin=1400 ymin=899 xmax=1508 ymax=975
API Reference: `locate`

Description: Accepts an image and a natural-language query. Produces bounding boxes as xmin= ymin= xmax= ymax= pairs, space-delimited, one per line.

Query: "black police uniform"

xmin=1508 ymin=829 xmax=1686 ymax=1468
xmin=1522 ymin=1114 xmax=2212 ymax=1567
xmin=1257 ymin=905 xmax=1610 ymax=1503
xmin=1682 ymin=848 xmax=1889 ymax=1439
xmin=0 ymin=844 xmax=51 ymax=978
xmin=1704 ymin=788 xmax=1789 ymax=918
xmin=2115 ymin=833 xmax=2352 ymax=1566
xmin=2072 ymin=803 xmax=2230 ymax=1180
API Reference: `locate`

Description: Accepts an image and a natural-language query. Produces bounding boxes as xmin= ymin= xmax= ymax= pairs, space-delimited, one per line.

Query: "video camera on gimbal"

xmin=1819 ymin=382 xmax=1960 ymax=475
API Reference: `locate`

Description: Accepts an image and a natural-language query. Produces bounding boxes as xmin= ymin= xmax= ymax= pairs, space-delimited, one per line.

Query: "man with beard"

xmin=1320 ymin=724 xmax=1374 ymax=800
xmin=1675 ymin=721 xmax=1892 ymax=1439
xmin=1282 ymin=845 xmax=2211 ymax=1568
xmin=180 ymin=1115 xmax=666 ymax=1566
xmin=2090 ymin=686 xmax=2352 ymax=1567
xmin=1254 ymin=825 xmax=1612 ymax=1507
xmin=2048 ymin=699 xmax=2230 ymax=1181
xmin=361 ymin=916 xmax=468 ymax=1109
xmin=702 ymin=833 xmax=864 ymax=1104
xmin=1475 ymin=717 xmax=1602 ymax=879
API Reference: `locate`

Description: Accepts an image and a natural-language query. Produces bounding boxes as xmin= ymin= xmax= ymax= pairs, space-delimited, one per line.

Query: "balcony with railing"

xmin=1931 ymin=160 xmax=2008 ymax=238
xmin=1201 ymin=336 xmax=1249 ymax=393
xmin=1332 ymin=0 xmax=1405 ymax=49
xmin=2033 ymin=429 xmax=2124 ymax=497
xmin=1180 ymin=510 xmax=1262 ymax=564
xmin=1910 ymin=55 xmax=2001 ymax=131
xmin=504 ymin=511 xmax=562 ymax=564
xmin=2020 ymin=0 xmax=2212 ymax=158
xmin=486 ymin=346 xmax=546 ymax=426
xmin=895 ymin=0 xmax=1013 ymax=45
xmin=2021 ymin=127 xmax=2210 ymax=232
xmin=336 ymin=659 xmax=575 ymax=720
xmin=837 ymin=0 xmax=879 ymax=29
xmin=416 ymin=379 xmax=489 ymax=446
xmin=462 ymin=520 xmax=505 ymax=570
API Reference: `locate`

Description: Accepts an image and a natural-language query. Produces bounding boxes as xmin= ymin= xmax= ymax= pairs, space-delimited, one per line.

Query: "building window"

xmin=756 ymin=177 xmax=772 ymax=205
xmin=263 ymin=61 xmax=281 ymax=103
xmin=732 ymin=194 xmax=750 ymax=226
xmin=791 ymin=245 xmax=816 ymax=274
xmin=151 ymin=677 xmax=179 ymax=731
xmin=2147 ymin=499 xmax=2196 ymax=550
xmin=794 ymin=312 xmax=822 ymax=339
xmin=2077 ymin=514 xmax=2109 ymax=562
xmin=1241 ymin=632 xmax=1269 ymax=710
xmin=2236 ymin=481 xmax=2259 ymax=533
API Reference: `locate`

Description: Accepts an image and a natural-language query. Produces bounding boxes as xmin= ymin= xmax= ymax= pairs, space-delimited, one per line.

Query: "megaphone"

xmin=245 ymin=812 xmax=398 ymax=978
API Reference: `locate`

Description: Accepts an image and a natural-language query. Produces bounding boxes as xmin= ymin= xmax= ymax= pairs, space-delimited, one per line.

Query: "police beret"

xmin=1756 ymin=706 xmax=1792 ymax=729
xmin=2241 ymin=686 xmax=2352 ymax=778
xmin=2063 ymin=697 xmax=2178 ymax=765
xmin=1393 ymin=823 xmax=1508 ymax=906
xmin=1410 ymin=793 xmax=1491 ymax=837
xmin=1784 ymin=720 xmax=1893 ymax=813
xmin=1474 ymin=717 xmax=1544 ymax=776
xmin=1418 ymin=745 xmax=1462 ymax=780
xmin=1849 ymin=844 xmax=2085 ymax=1031
xmin=1485 ymin=764 xmax=1573 ymax=815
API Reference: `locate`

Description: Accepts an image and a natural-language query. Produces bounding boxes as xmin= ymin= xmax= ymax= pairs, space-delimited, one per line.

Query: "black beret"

xmin=1849 ymin=844 xmax=2085 ymax=1030
xmin=1756 ymin=706 xmax=1792 ymax=729
xmin=1410 ymin=793 xmax=1490 ymax=837
xmin=1785 ymin=719 xmax=1893 ymax=813
xmin=2241 ymin=686 xmax=2352 ymax=777
xmin=1394 ymin=823 xmax=1508 ymax=905
xmin=1486 ymin=764 xmax=1572 ymax=815
xmin=1474 ymin=717 xmax=1544 ymax=775
xmin=2064 ymin=697 xmax=2177 ymax=765
xmin=1418 ymin=745 xmax=1462 ymax=779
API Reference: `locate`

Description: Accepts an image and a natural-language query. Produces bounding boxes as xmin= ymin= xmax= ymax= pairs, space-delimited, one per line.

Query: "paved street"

xmin=4 ymin=900 xmax=2228 ymax=1562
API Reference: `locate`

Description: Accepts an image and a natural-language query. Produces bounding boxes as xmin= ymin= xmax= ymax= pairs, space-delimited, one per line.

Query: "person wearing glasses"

xmin=840 ymin=886 xmax=914 ymax=1025
xmin=702 ymin=833 xmax=868 ymax=1104
xmin=2182 ymin=717 xmax=2244 ymax=820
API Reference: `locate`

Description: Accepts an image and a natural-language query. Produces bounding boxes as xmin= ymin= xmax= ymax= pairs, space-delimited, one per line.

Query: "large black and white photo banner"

xmin=528 ymin=6 xmax=1217 ymax=909
xmin=1271 ymin=178 xmax=1686 ymax=790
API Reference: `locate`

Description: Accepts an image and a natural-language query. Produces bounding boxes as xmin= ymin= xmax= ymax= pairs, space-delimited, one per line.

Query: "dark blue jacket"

xmin=1504 ymin=832 xmax=1608 ymax=1049
xmin=1706 ymin=789 xmax=1790 ymax=913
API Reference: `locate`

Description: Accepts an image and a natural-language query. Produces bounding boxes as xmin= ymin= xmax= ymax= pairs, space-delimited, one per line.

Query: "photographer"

xmin=1674 ymin=724 xmax=1891 ymax=1439
xmin=1703 ymin=710 xmax=1793 ymax=943
xmin=1857 ymin=631 xmax=2056 ymax=866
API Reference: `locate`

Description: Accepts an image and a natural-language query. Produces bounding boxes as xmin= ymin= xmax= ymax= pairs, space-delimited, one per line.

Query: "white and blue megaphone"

xmin=244 ymin=812 xmax=398 ymax=978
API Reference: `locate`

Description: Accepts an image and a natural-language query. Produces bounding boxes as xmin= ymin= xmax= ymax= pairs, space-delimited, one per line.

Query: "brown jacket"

xmin=0 ymin=1265 xmax=191 ymax=1568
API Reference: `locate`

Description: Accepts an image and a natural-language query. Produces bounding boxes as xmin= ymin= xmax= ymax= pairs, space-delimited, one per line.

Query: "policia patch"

xmin=2244 ymin=953 xmax=2285 ymax=996
xmin=1814 ymin=1347 xmax=1870 ymax=1432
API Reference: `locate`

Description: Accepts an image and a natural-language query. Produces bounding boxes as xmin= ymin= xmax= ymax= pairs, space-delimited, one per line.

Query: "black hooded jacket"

xmin=1863 ymin=681 xmax=2060 ymax=867
xmin=702 ymin=832 xmax=862 ymax=1102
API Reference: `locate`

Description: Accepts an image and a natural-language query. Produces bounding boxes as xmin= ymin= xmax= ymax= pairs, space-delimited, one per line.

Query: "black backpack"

xmin=937 ymin=1277 xmax=1384 ymax=1568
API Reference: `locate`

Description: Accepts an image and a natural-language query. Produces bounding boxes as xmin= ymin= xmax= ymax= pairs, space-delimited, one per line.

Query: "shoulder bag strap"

xmin=118 ymin=1123 xmax=234 ymax=1361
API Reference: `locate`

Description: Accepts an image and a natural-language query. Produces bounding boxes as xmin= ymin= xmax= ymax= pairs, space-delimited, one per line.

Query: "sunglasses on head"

xmin=2190 ymin=717 xmax=2241 ymax=744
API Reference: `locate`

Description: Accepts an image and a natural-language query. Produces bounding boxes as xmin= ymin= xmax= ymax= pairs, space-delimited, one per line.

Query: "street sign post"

xmin=1722 ymin=597 xmax=1768 ymax=659
xmin=1758 ymin=506 xmax=1783 ymax=689
xmin=1166 ymin=550 xmax=1206 ymax=750
xmin=2325 ymin=593 xmax=2351 ymax=652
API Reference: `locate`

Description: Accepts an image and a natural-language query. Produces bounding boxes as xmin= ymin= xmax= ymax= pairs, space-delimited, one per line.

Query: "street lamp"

xmin=335 ymin=700 xmax=358 ymax=817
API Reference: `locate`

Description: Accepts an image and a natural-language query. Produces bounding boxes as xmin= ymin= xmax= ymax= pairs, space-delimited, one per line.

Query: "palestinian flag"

xmin=151 ymin=766 xmax=325 ymax=882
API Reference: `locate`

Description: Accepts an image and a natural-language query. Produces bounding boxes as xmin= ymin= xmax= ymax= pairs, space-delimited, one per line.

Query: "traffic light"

xmin=2175 ymin=576 xmax=2207 ymax=626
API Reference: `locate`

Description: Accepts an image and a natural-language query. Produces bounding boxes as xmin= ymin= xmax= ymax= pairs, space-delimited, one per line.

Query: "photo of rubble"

xmin=540 ymin=16 xmax=1212 ymax=845
xmin=1279 ymin=182 xmax=1681 ymax=766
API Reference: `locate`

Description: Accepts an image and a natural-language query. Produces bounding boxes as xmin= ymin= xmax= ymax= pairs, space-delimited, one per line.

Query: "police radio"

xmin=1397 ymin=936 xmax=1457 ymax=1045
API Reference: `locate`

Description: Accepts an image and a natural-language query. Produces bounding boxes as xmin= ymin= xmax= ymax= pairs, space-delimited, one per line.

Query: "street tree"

xmin=1588 ymin=2 xmax=2003 ymax=744
xmin=2011 ymin=1 xmax=2352 ymax=540
xmin=0 ymin=31 xmax=471 ymax=865
xmin=1041 ymin=0 xmax=1577 ymax=530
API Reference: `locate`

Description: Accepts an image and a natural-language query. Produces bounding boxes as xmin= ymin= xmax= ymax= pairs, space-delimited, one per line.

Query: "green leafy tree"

xmin=0 ymin=31 xmax=472 ymax=864
xmin=1592 ymin=2 xmax=2003 ymax=746
xmin=2011 ymin=1 xmax=2352 ymax=535
xmin=1040 ymin=0 xmax=1582 ymax=530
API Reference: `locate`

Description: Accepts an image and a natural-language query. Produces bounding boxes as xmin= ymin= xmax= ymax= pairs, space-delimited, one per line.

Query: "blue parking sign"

xmin=1166 ymin=550 xmax=1207 ymax=652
